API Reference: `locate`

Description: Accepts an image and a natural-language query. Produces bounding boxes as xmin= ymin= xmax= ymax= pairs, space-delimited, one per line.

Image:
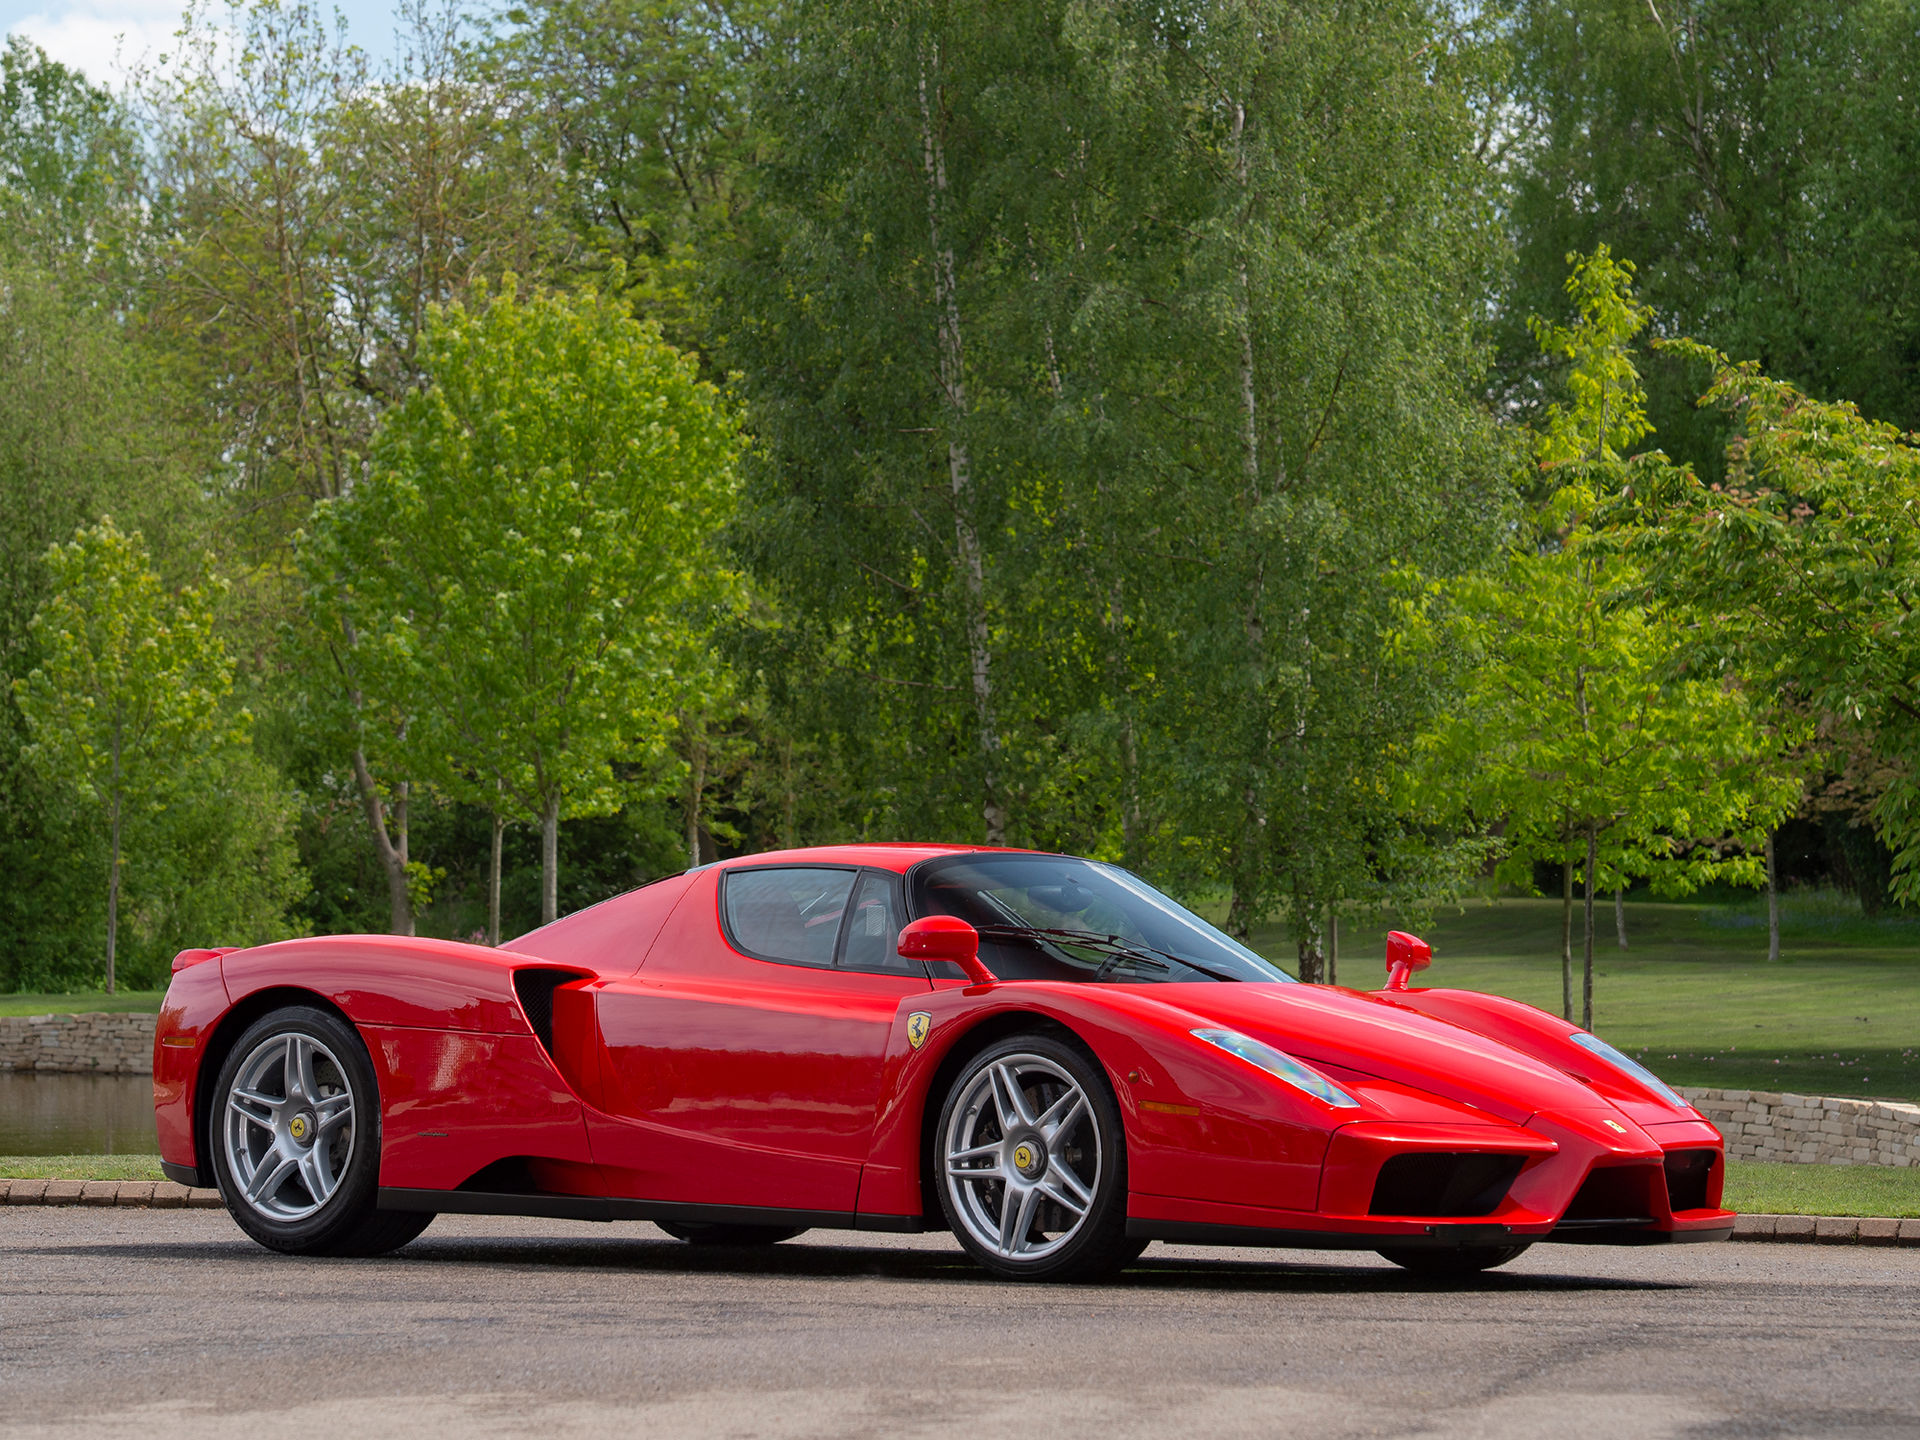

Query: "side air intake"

xmin=512 ymin=968 xmax=590 ymax=1053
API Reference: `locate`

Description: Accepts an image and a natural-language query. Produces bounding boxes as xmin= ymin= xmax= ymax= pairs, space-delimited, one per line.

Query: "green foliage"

xmin=1503 ymin=0 xmax=1920 ymax=468
xmin=496 ymin=0 xmax=764 ymax=347
xmin=144 ymin=0 xmax=571 ymax=549
xmin=303 ymin=278 xmax=741 ymax=920
xmin=1627 ymin=341 xmax=1920 ymax=905
xmin=13 ymin=522 xmax=303 ymax=988
xmin=1404 ymin=250 xmax=1803 ymax=1018
xmin=719 ymin=0 xmax=1510 ymax=972
xmin=0 ymin=37 xmax=146 ymax=288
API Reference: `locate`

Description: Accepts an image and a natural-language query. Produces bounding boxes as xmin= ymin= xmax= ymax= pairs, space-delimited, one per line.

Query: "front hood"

xmin=1145 ymin=982 xmax=1602 ymax=1125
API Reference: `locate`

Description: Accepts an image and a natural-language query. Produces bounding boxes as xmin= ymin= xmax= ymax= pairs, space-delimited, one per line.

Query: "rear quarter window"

xmin=721 ymin=867 xmax=855 ymax=967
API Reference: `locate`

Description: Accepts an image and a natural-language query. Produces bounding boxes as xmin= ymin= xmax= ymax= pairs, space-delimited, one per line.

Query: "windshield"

xmin=909 ymin=854 xmax=1293 ymax=984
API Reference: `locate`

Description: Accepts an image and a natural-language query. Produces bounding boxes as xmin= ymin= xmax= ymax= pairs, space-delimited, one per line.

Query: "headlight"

xmin=1568 ymin=1031 xmax=1688 ymax=1109
xmin=1190 ymin=1028 xmax=1360 ymax=1108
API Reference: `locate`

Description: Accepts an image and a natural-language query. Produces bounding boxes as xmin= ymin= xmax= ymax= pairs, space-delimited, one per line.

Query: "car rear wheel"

xmin=211 ymin=1005 xmax=432 ymax=1257
xmin=655 ymin=1222 xmax=809 ymax=1245
xmin=1376 ymin=1243 xmax=1530 ymax=1276
xmin=935 ymin=1034 xmax=1141 ymax=1281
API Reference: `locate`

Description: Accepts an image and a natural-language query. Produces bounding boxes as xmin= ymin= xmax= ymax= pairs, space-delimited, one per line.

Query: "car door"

xmin=584 ymin=864 xmax=931 ymax=1214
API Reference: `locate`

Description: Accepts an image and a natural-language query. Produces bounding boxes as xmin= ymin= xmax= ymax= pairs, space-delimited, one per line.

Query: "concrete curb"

xmin=1 ymin=1179 xmax=1916 ymax=1243
xmin=1 ymin=1178 xmax=223 ymax=1208
xmin=1732 ymin=1212 xmax=1920 ymax=1245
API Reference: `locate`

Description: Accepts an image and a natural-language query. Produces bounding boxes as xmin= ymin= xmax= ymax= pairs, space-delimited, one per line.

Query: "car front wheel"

xmin=935 ymin=1034 xmax=1141 ymax=1281
xmin=210 ymin=1005 xmax=431 ymax=1257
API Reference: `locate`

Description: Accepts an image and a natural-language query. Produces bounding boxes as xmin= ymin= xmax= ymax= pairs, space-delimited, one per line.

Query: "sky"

xmin=3 ymin=0 xmax=403 ymax=83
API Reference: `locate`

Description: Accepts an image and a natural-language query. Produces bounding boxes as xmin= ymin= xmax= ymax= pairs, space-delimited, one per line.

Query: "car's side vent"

xmin=1369 ymin=1152 xmax=1526 ymax=1218
xmin=512 ymin=968 xmax=590 ymax=1054
xmin=1663 ymin=1148 xmax=1717 ymax=1213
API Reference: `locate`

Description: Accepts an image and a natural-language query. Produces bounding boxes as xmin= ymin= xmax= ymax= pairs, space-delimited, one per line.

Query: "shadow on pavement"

xmin=28 ymin=1229 xmax=1683 ymax=1293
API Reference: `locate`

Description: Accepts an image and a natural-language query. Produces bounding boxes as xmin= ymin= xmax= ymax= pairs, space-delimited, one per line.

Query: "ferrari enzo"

xmin=152 ymin=844 xmax=1732 ymax=1279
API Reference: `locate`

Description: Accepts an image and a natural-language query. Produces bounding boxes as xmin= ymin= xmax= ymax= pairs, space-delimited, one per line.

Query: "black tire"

xmin=934 ymin=1033 xmax=1140 ymax=1281
xmin=1376 ymin=1243 xmax=1530 ymax=1276
xmin=209 ymin=1005 xmax=432 ymax=1257
xmin=655 ymin=1221 xmax=809 ymax=1246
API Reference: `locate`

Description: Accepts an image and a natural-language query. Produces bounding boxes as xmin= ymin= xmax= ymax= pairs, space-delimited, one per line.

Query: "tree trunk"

xmin=1582 ymin=826 xmax=1598 ymax=1031
xmin=540 ymin=793 xmax=561 ymax=926
xmin=1615 ymin=885 xmax=1628 ymax=949
xmin=780 ymin=736 xmax=797 ymax=850
xmin=685 ymin=722 xmax=708 ymax=871
xmin=350 ymin=746 xmax=414 ymax=936
xmin=1327 ymin=908 xmax=1338 ymax=987
xmin=106 ymin=711 xmax=121 ymax=995
xmin=1766 ymin=828 xmax=1781 ymax=962
xmin=1561 ymin=857 xmax=1574 ymax=1022
xmin=919 ymin=55 xmax=1004 ymax=845
xmin=487 ymin=804 xmax=504 ymax=947
xmin=1295 ymin=900 xmax=1325 ymax=985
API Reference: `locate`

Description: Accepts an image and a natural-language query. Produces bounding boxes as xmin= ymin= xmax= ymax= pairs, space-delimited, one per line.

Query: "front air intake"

xmin=1369 ymin=1152 xmax=1525 ymax=1217
xmin=1663 ymin=1149 xmax=1716 ymax=1213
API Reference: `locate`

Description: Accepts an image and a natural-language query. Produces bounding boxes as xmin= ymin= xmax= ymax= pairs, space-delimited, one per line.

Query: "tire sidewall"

xmin=210 ymin=1005 xmax=383 ymax=1254
xmin=933 ymin=1032 xmax=1129 ymax=1280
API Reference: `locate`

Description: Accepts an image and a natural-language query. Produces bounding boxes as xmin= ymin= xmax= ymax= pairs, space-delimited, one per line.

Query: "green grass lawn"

xmin=0 ymin=990 xmax=165 ymax=1018
xmin=0 ymin=1153 xmax=167 ymax=1181
xmin=1246 ymin=891 xmax=1920 ymax=1104
xmin=1724 ymin=1161 xmax=1920 ymax=1218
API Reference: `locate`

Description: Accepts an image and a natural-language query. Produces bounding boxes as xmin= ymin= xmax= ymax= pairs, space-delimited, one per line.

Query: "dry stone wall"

xmin=1682 ymin=1087 xmax=1920 ymax=1167
xmin=0 ymin=1012 xmax=157 ymax=1074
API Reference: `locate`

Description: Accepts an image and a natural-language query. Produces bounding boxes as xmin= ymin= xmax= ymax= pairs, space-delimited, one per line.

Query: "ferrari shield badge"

xmin=907 ymin=1012 xmax=933 ymax=1050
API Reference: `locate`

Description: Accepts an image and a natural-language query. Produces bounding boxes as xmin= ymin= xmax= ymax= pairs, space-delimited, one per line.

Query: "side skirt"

xmin=376 ymin=1187 xmax=925 ymax=1233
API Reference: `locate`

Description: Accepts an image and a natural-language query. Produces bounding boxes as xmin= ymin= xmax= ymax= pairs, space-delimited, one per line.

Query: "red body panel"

xmin=153 ymin=843 xmax=1733 ymax=1250
xmin=584 ymin=870 xmax=933 ymax=1209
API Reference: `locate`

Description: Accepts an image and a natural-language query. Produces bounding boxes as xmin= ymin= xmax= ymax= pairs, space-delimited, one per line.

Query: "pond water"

xmin=0 ymin=1072 xmax=157 ymax=1154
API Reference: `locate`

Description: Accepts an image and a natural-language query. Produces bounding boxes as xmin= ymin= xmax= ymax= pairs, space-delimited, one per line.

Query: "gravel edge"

xmin=2 ymin=1178 xmax=1918 ymax=1244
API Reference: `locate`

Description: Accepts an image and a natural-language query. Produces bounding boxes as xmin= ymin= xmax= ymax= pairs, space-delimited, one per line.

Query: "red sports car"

xmin=153 ymin=844 xmax=1732 ymax=1279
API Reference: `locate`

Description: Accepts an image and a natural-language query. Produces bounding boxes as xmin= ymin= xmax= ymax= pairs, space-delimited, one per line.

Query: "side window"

xmin=723 ymin=868 xmax=855 ymax=967
xmin=838 ymin=871 xmax=914 ymax=975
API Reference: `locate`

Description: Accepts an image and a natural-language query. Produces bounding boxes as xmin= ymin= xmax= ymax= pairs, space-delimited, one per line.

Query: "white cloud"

xmin=5 ymin=0 xmax=192 ymax=84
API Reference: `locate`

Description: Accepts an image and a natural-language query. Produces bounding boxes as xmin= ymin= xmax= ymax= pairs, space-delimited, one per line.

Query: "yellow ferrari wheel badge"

xmin=1013 ymin=1143 xmax=1036 ymax=1172
xmin=907 ymin=1012 xmax=933 ymax=1050
xmin=289 ymin=1115 xmax=309 ymax=1142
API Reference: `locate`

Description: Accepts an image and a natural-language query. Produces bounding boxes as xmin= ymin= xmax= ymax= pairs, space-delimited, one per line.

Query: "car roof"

xmin=703 ymin=843 xmax=1050 ymax=875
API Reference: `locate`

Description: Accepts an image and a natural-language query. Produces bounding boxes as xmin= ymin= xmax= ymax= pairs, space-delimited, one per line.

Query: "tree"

xmin=494 ymin=0 xmax=766 ymax=347
xmin=1501 ymin=0 xmax=1920 ymax=467
xmin=1626 ymin=340 xmax=1920 ymax=907
xmin=1404 ymin=250 xmax=1802 ymax=1026
xmin=13 ymin=522 xmax=243 ymax=991
xmin=718 ymin=0 xmax=1510 ymax=965
xmin=307 ymin=279 xmax=740 ymax=926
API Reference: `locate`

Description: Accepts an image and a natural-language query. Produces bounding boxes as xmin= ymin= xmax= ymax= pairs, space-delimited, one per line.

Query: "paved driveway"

xmin=4 ymin=1210 xmax=1917 ymax=1438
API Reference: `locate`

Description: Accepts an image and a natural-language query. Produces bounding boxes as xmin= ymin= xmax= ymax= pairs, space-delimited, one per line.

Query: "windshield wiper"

xmin=973 ymin=925 xmax=1243 ymax=984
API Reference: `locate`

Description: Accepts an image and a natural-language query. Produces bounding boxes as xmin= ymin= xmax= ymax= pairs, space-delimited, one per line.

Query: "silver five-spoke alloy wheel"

xmin=944 ymin=1051 xmax=1101 ymax=1263
xmin=222 ymin=1031 xmax=357 ymax=1222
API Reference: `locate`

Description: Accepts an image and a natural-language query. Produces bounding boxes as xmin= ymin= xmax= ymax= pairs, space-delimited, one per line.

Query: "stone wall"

xmin=1682 ymin=1087 xmax=1920 ymax=1167
xmin=0 ymin=1012 xmax=158 ymax=1074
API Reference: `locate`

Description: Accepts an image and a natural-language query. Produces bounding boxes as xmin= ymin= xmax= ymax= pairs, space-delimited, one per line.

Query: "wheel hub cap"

xmin=943 ymin=1052 xmax=1101 ymax=1263
xmin=221 ymin=1031 xmax=357 ymax=1222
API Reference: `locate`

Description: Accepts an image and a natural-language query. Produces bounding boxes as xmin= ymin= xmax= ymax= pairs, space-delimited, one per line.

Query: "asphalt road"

xmin=4 ymin=1210 xmax=1918 ymax=1439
